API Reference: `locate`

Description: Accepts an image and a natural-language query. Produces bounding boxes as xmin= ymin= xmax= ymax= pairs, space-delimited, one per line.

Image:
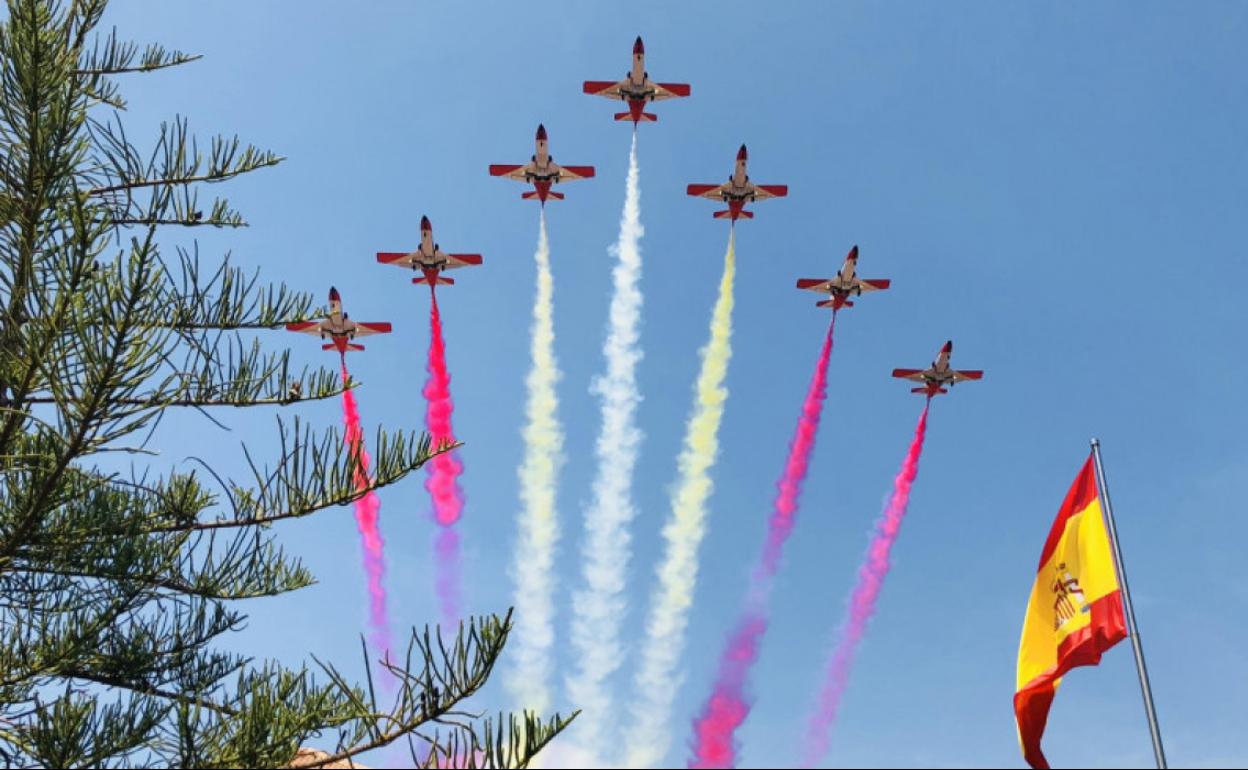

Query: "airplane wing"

xmin=350 ymin=322 xmax=392 ymax=338
xmin=556 ymin=165 xmax=595 ymax=182
xmin=853 ymin=278 xmax=891 ymax=293
xmin=687 ymin=183 xmax=727 ymax=200
xmin=891 ymin=368 xmax=929 ymax=382
xmin=489 ymin=164 xmax=529 ymax=181
xmin=796 ymin=278 xmax=834 ymax=293
xmin=952 ymin=369 xmax=983 ymax=382
xmin=286 ymin=320 xmax=324 ymax=335
xmin=583 ymin=79 xmax=626 ymax=98
xmin=751 ymin=184 xmax=789 ymax=201
xmin=652 ymin=82 xmax=691 ymax=100
xmin=376 ymin=251 xmax=416 ymax=268
xmin=444 ymin=253 xmax=483 ymax=269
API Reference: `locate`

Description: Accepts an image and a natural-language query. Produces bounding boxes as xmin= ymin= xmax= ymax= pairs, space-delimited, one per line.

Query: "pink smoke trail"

xmin=689 ymin=319 xmax=836 ymax=768
xmin=339 ymin=359 xmax=392 ymax=660
xmin=800 ymin=401 xmax=931 ymax=768
xmin=424 ymin=291 xmax=465 ymax=630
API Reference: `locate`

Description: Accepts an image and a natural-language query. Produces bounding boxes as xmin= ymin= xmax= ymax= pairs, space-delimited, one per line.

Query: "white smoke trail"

xmin=626 ymin=233 xmax=737 ymax=768
xmin=506 ymin=213 xmax=564 ymax=716
xmin=566 ymin=134 xmax=644 ymax=758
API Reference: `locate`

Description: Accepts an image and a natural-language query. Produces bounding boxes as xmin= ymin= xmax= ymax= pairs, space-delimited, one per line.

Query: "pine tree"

xmin=0 ymin=2 xmax=573 ymax=766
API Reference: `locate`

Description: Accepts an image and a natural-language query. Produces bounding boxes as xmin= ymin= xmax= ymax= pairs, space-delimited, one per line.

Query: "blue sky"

xmin=95 ymin=2 xmax=1247 ymax=767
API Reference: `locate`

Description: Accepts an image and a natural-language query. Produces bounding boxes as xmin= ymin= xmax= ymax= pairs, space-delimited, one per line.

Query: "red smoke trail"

xmin=339 ymin=359 xmax=392 ymax=660
xmin=800 ymin=402 xmax=931 ymax=768
xmin=424 ymin=291 xmax=465 ymax=629
xmin=689 ymin=318 xmax=836 ymax=769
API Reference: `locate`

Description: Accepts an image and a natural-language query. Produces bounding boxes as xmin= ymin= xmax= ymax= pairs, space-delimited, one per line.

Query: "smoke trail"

xmin=424 ymin=292 xmax=465 ymax=630
xmin=506 ymin=212 xmax=564 ymax=715
xmin=627 ymin=232 xmax=737 ymax=769
xmin=801 ymin=402 xmax=932 ymax=767
xmin=340 ymin=361 xmax=392 ymax=659
xmin=689 ymin=318 xmax=836 ymax=768
xmin=566 ymin=133 xmax=645 ymax=756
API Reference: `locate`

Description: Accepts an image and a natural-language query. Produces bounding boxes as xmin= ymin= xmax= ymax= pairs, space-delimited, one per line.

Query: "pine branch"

xmin=75 ymin=29 xmax=201 ymax=76
xmin=294 ymin=613 xmax=578 ymax=770
xmin=25 ymin=340 xmax=351 ymax=409
xmin=154 ymin=419 xmax=447 ymax=533
xmin=86 ymin=116 xmax=282 ymax=197
xmin=155 ymin=245 xmax=324 ymax=330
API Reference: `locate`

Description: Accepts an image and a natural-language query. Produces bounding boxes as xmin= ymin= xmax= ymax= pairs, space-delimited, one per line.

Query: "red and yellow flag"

xmin=1015 ymin=456 xmax=1128 ymax=769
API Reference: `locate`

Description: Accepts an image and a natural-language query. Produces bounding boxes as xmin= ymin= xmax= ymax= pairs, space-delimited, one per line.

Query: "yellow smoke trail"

xmin=626 ymin=232 xmax=736 ymax=769
xmin=506 ymin=212 xmax=564 ymax=717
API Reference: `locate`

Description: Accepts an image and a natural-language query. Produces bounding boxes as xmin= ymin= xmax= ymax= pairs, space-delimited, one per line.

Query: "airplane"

xmin=582 ymin=36 xmax=691 ymax=125
xmin=488 ymin=124 xmax=595 ymax=205
xmin=376 ymin=216 xmax=482 ymax=288
xmin=795 ymin=245 xmax=891 ymax=311
xmin=285 ymin=287 xmax=392 ymax=354
xmin=892 ymin=340 xmax=983 ymax=396
xmin=687 ymin=145 xmax=788 ymax=221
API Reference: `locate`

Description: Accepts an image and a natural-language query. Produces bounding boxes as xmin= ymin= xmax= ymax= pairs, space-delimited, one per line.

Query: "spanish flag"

xmin=1015 ymin=456 xmax=1128 ymax=769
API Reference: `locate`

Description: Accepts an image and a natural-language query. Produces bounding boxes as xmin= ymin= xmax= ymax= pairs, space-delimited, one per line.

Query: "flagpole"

xmin=1090 ymin=438 xmax=1167 ymax=770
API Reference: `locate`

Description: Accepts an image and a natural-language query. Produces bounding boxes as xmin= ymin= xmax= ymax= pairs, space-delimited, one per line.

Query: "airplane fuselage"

xmin=521 ymin=139 xmax=563 ymax=202
xmin=827 ymin=259 xmax=859 ymax=295
xmin=524 ymin=139 xmax=563 ymax=195
xmin=317 ymin=316 xmax=359 ymax=353
xmin=713 ymin=158 xmax=757 ymax=207
xmin=411 ymin=230 xmax=447 ymax=269
xmin=615 ymin=55 xmax=659 ymax=101
xmin=924 ymin=352 xmax=955 ymax=387
xmin=732 ymin=155 xmax=749 ymax=191
xmin=320 ymin=313 xmax=356 ymax=338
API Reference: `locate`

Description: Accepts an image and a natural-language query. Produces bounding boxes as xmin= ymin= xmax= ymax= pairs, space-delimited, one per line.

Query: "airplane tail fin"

xmin=347 ymin=343 xmax=365 ymax=352
xmin=522 ymin=190 xmax=564 ymax=201
xmin=817 ymin=299 xmax=852 ymax=309
xmin=913 ymin=386 xmax=946 ymax=395
xmin=413 ymin=276 xmax=455 ymax=286
xmin=615 ymin=111 xmax=657 ymax=122
xmin=714 ymin=209 xmax=752 ymax=220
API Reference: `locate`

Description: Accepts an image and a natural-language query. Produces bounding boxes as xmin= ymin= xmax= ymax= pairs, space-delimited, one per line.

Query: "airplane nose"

xmin=329 ymin=286 xmax=340 ymax=301
xmin=536 ymin=123 xmax=547 ymax=141
xmin=421 ymin=215 xmax=431 ymax=231
xmin=737 ymin=144 xmax=748 ymax=160
xmin=943 ymin=340 xmax=953 ymax=353
xmin=634 ymin=36 xmax=644 ymax=54
xmin=848 ymin=245 xmax=859 ymax=260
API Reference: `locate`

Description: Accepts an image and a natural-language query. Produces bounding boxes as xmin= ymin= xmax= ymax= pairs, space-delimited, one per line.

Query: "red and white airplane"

xmin=285 ymin=287 xmax=391 ymax=354
xmin=687 ymin=145 xmax=788 ymax=221
xmin=489 ymin=124 xmax=595 ymax=205
xmin=582 ymin=36 xmax=690 ymax=125
xmin=892 ymin=340 xmax=983 ymax=397
xmin=796 ymin=246 xmax=891 ymax=311
xmin=375 ymin=216 xmax=482 ymax=288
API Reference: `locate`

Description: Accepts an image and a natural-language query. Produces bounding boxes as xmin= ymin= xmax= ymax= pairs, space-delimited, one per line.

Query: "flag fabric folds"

xmin=1015 ymin=455 xmax=1128 ymax=769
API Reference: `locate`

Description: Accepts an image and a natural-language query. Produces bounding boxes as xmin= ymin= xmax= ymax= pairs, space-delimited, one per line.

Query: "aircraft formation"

xmin=278 ymin=36 xmax=987 ymax=769
xmin=284 ymin=35 xmax=985 ymax=397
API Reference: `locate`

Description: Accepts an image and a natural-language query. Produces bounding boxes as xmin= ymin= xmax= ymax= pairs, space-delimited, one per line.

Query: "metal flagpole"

xmin=1090 ymin=438 xmax=1168 ymax=770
